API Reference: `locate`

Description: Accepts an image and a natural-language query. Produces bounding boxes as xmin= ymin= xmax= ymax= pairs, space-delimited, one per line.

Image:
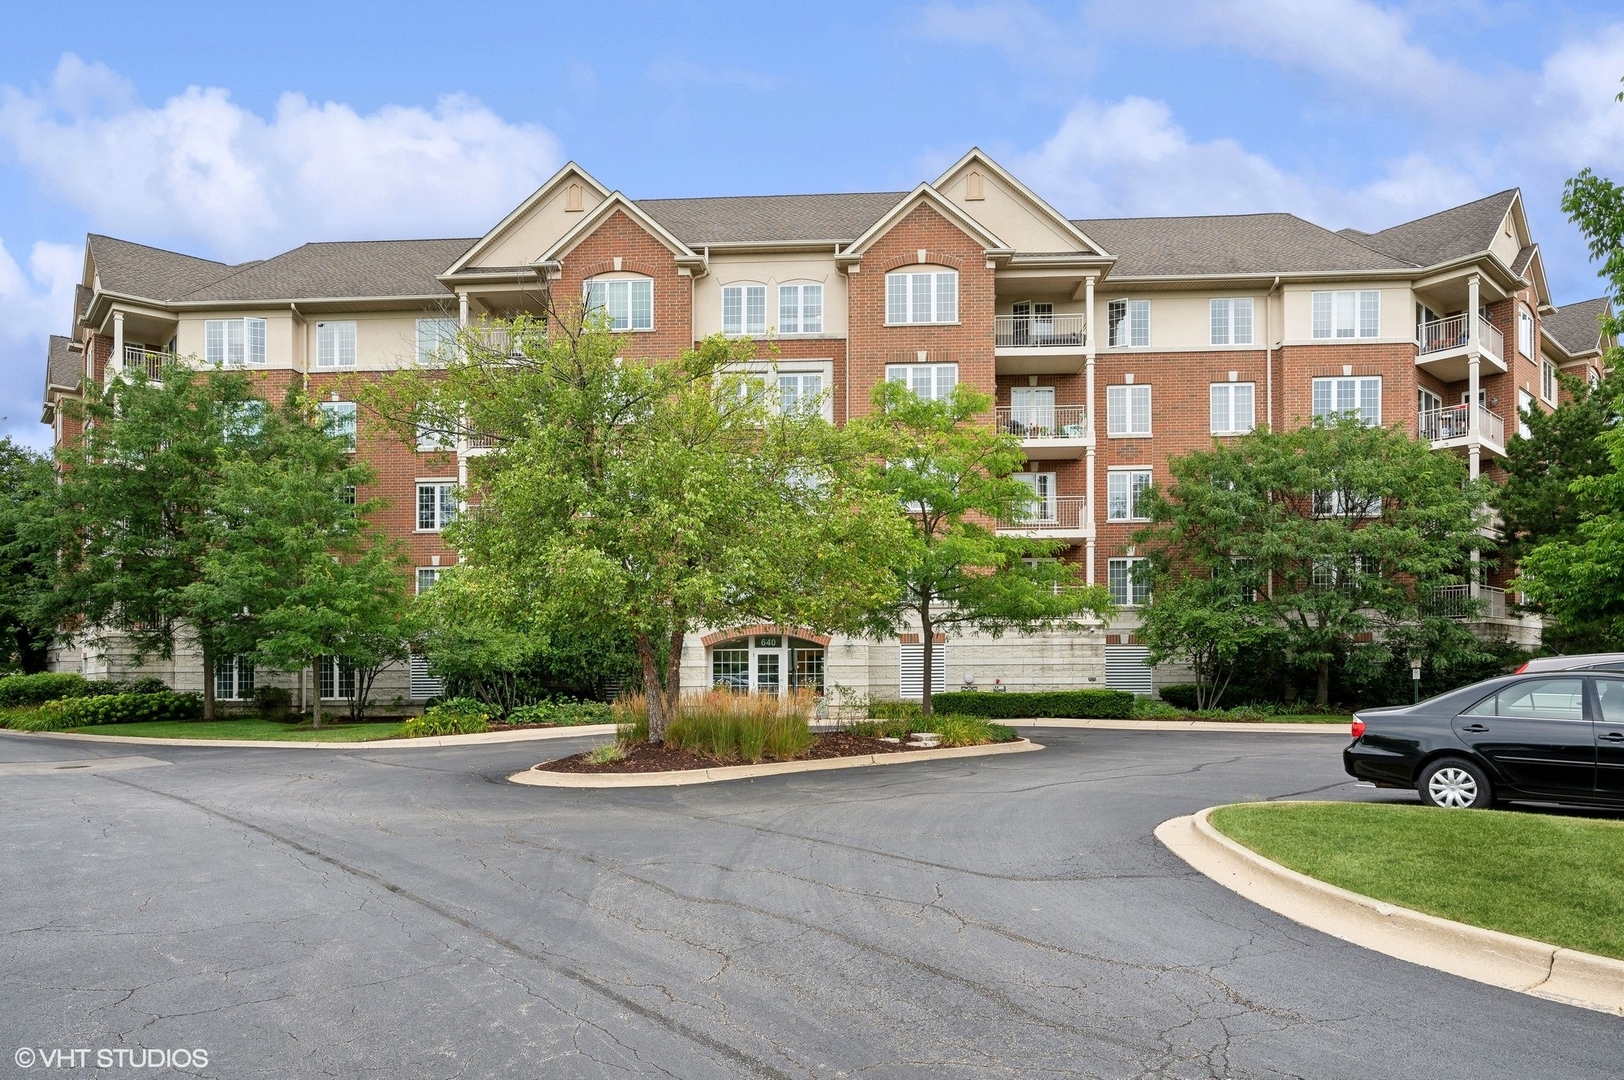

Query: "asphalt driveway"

xmin=2 ymin=725 xmax=1619 ymax=1079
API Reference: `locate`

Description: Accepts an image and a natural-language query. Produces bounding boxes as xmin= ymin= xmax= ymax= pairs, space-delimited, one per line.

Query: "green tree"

xmin=1134 ymin=562 xmax=1280 ymax=710
xmin=0 ymin=439 xmax=61 ymax=672
xmin=847 ymin=381 xmax=1114 ymax=716
xmin=1139 ymin=417 xmax=1489 ymax=706
xmin=372 ymin=310 xmax=905 ymax=742
xmin=56 ymin=365 xmax=275 ymax=718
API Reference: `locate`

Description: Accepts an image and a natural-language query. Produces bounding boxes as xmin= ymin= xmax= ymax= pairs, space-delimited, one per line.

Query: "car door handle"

xmin=1461 ymin=724 xmax=1489 ymax=733
xmin=1600 ymin=732 xmax=1624 ymax=743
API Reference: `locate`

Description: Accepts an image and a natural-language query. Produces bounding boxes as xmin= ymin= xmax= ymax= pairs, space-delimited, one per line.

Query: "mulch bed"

xmin=538 ymin=730 xmax=928 ymax=774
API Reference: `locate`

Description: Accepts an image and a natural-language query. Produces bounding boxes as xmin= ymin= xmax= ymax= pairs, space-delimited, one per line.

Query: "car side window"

xmin=1493 ymin=678 xmax=1585 ymax=721
xmin=1594 ymin=678 xmax=1624 ymax=724
xmin=1463 ymin=692 xmax=1499 ymax=716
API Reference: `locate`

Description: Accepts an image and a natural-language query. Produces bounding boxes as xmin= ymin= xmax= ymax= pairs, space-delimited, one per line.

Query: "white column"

xmin=1083 ymin=275 xmax=1098 ymax=586
xmin=458 ymin=291 xmax=469 ymax=328
xmin=110 ymin=310 xmax=124 ymax=383
xmin=1466 ymin=274 xmax=1481 ymax=599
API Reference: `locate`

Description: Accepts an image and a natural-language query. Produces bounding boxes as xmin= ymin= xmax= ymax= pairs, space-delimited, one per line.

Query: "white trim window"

xmin=1311 ymin=290 xmax=1380 ymax=339
xmin=1311 ymin=376 xmax=1381 ymax=425
xmin=416 ymin=318 xmax=458 ymax=365
xmin=776 ymin=371 xmax=825 ymax=415
xmin=1517 ymin=388 xmax=1534 ymax=440
xmin=1518 ymin=306 xmax=1535 ymax=358
xmin=1106 ymin=384 xmax=1152 ymax=436
xmin=416 ymin=481 xmax=456 ymax=532
xmin=722 ymin=284 xmax=767 ymax=336
xmin=1313 ymin=488 xmax=1382 ymax=518
xmin=1107 ymin=299 xmax=1150 ymax=347
xmin=205 ymin=318 xmax=267 ymax=366
xmin=215 ymin=655 xmax=255 ymax=701
xmin=584 ymin=278 xmax=654 ymax=332
xmin=885 ymin=270 xmax=957 ymax=325
xmin=885 ymin=363 xmax=957 ymax=402
xmin=1014 ymin=471 xmax=1057 ymax=523
xmin=415 ymin=419 xmax=454 ymax=452
xmin=416 ymin=567 xmax=441 ymax=594
xmin=1209 ymin=382 xmax=1255 ymax=434
xmin=1541 ymin=359 xmax=1557 ymax=405
xmin=319 ymin=401 xmax=356 ymax=449
xmin=315 ymin=321 xmax=357 ymax=367
xmin=1209 ymin=298 xmax=1254 ymax=345
xmin=778 ymin=283 xmax=823 ymax=334
xmin=1107 ymin=469 xmax=1153 ymax=521
xmin=318 ymin=657 xmax=356 ymax=701
xmin=1108 ymin=557 xmax=1150 ymax=607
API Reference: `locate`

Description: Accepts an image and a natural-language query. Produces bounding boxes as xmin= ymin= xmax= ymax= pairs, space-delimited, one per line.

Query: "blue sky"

xmin=2 ymin=0 xmax=1623 ymax=447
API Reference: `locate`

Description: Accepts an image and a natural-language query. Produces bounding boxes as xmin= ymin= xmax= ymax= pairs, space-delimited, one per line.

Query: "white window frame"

xmin=204 ymin=318 xmax=267 ymax=366
xmin=1311 ymin=290 xmax=1381 ymax=339
xmin=1209 ymin=382 xmax=1255 ymax=435
xmin=1013 ymin=471 xmax=1058 ymax=523
xmin=1209 ymin=298 xmax=1254 ymax=346
xmin=1517 ymin=388 xmax=1534 ymax=440
xmin=1311 ymin=376 xmax=1381 ymax=426
xmin=318 ymin=656 xmax=356 ymax=701
xmin=1106 ymin=383 xmax=1152 ymax=436
xmin=215 ymin=655 xmax=255 ymax=701
xmin=584 ymin=278 xmax=654 ymax=332
xmin=416 ymin=567 xmax=441 ymax=594
xmin=415 ymin=419 xmax=454 ymax=453
xmin=1107 ymin=469 xmax=1153 ymax=522
xmin=1541 ymin=359 xmax=1557 ymax=405
xmin=319 ymin=401 xmax=357 ymax=449
xmin=416 ymin=317 xmax=458 ymax=365
xmin=1108 ymin=557 xmax=1150 ymax=607
xmin=885 ymin=270 xmax=958 ymax=325
xmin=775 ymin=370 xmax=826 ymax=416
xmin=1312 ymin=487 xmax=1383 ymax=518
xmin=416 ymin=480 xmax=457 ymax=533
xmin=777 ymin=283 xmax=823 ymax=335
xmin=722 ymin=284 xmax=768 ymax=336
xmin=1518 ymin=306 xmax=1535 ymax=359
xmin=315 ymin=321 xmax=357 ymax=368
xmin=885 ymin=363 xmax=958 ymax=402
xmin=1107 ymin=299 xmax=1150 ymax=347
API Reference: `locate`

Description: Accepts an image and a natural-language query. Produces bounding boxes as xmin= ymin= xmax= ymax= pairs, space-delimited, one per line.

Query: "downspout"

xmin=291 ymin=303 xmax=309 ymax=393
xmin=1265 ymin=276 xmax=1280 ymax=431
xmin=836 ymin=244 xmax=850 ymax=425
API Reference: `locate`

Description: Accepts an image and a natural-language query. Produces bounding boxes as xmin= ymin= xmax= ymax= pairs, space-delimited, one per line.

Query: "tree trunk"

xmin=1316 ymin=657 xmax=1330 ymax=707
xmin=311 ymin=658 xmax=323 ymax=728
xmin=920 ymin=608 xmax=934 ymax=718
xmin=201 ymin=636 xmax=216 ymax=721
xmin=664 ymin=629 xmax=684 ymax=728
xmin=636 ymin=634 xmax=668 ymax=743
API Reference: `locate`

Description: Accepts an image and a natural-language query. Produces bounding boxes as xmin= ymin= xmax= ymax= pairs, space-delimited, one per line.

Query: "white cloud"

xmin=0 ymin=54 xmax=564 ymax=261
xmin=0 ymin=237 xmax=80 ymax=449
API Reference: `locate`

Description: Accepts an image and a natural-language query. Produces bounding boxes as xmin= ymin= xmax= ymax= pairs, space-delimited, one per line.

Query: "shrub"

xmin=869 ymin=700 xmax=923 ymax=721
xmin=0 ymin=672 xmax=92 ymax=707
xmin=586 ymin=743 xmax=627 ymax=765
xmin=1132 ymin=696 xmax=1183 ymax=719
xmin=928 ymin=689 xmax=1134 ymax=720
xmin=126 ymin=677 xmax=170 ymax=695
xmin=2 ymin=691 xmax=206 ymax=730
xmin=1157 ymin=684 xmax=1200 ymax=710
xmin=400 ymin=697 xmax=493 ymax=738
xmin=932 ymin=717 xmax=1018 ymax=747
xmin=505 ymin=699 xmax=614 ymax=726
xmin=252 ymin=685 xmax=293 ymax=717
xmin=846 ymin=717 xmax=913 ymax=739
xmin=634 ymin=689 xmax=816 ymax=762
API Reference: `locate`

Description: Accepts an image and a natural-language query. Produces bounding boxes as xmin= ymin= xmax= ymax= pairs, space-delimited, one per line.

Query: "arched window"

xmin=584 ymin=276 xmax=653 ymax=332
xmin=1518 ymin=305 xmax=1534 ymax=358
xmin=886 ymin=268 xmax=957 ymax=325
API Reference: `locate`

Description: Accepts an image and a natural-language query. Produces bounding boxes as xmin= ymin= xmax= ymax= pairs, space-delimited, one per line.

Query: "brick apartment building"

xmin=39 ymin=150 xmax=1617 ymax=707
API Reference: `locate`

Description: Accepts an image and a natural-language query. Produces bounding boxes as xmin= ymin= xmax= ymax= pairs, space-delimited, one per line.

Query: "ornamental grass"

xmin=613 ymin=688 xmax=816 ymax=763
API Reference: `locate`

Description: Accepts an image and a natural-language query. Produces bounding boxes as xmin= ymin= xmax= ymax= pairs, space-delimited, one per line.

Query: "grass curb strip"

xmin=1155 ymin=804 xmax=1624 ymax=1017
xmin=509 ymin=737 xmax=1043 ymax=788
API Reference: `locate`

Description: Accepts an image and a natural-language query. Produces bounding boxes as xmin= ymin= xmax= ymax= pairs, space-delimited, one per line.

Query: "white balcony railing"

xmin=1419 ymin=404 xmax=1504 ymax=447
xmin=123 ymin=346 xmax=171 ymax=381
xmin=998 ymin=495 xmax=1089 ymax=531
xmin=994 ymin=314 xmax=1086 ymax=349
xmin=1432 ymin=584 xmax=1507 ymax=620
xmin=1415 ymin=313 xmax=1502 ymax=363
xmin=995 ymin=405 xmax=1088 ymax=440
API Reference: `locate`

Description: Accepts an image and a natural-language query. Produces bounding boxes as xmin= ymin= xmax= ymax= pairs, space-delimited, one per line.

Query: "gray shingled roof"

xmin=179 ymin=238 xmax=476 ymax=301
xmin=87 ymin=235 xmax=241 ymax=301
xmin=1069 ymin=213 xmax=1411 ymax=277
xmin=638 ymin=192 xmax=907 ymax=245
xmin=45 ymin=334 xmax=80 ymax=392
xmin=1339 ymin=190 xmax=1519 ymax=268
xmin=1543 ymin=297 xmax=1611 ymax=356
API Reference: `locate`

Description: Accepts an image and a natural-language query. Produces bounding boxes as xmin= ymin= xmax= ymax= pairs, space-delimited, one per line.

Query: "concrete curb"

xmin=0 ymin=724 xmax=618 ymax=751
xmin=1018 ymin=719 xmax=1349 ymax=734
xmin=508 ymin=737 xmax=1043 ymax=788
xmin=1155 ymin=805 xmax=1624 ymax=1017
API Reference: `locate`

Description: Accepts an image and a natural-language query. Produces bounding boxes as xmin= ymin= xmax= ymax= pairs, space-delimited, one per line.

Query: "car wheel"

xmin=1417 ymin=757 xmax=1493 ymax=809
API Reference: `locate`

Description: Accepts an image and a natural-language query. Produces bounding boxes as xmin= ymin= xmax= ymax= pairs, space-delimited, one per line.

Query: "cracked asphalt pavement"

xmin=3 ymin=726 xmax=1620 ymax=1078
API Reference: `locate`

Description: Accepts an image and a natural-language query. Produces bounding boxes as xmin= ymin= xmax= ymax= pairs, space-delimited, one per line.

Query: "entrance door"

xmin=1011 ymin=301 xmax=1032 ymax=346
xmin=1453 ymin=677 xmax=1595 ymax=797
xmin=1014 ymin=472 xmax=1057 ymax=523
xmin=1009 ymin=386 xmax=1056 ymax=435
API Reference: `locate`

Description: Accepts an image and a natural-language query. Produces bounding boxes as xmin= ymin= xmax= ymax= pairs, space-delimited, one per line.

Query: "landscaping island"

xmin=539 ymin=729 xmax=964 ymax=774
xmin=1209 ymin=802 xmax=1624 ymax=960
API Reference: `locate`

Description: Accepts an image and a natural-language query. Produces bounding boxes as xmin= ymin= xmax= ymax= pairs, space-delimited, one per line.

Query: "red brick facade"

xmin=553 ymin=209 xmax=693 ymax=360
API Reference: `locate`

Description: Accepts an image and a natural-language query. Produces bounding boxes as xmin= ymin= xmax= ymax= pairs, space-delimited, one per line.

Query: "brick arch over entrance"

xmin=700 ymin=625 xmax=831 ymax=648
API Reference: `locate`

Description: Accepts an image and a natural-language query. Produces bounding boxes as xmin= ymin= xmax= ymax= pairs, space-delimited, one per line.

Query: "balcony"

xmin=1419 ymin=403 xmax=1505 ymax=456
xmin=459 ymin=432 xmax=501 ymax=457
xmin=996 ymin=495 xmax=1091 ymax=540
xmin=994 ymin=314 xmax=1087 ymax=375
xmin=1431 ymin=585 xmax=1507 ymax=620
xmin=122 ymin=346 xmax=172 ymax=382
xmin=1414 ymin=313 xmax=1506 ymax=380
xmin=995 ymin=404 xmax=1090 ymax=459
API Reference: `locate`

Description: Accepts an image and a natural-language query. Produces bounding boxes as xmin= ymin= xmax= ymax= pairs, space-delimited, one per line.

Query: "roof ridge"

xmin=89 ymin=233 xmax=235 ymax=268
xmin=1365 ymin=188 xmax=1519 ymax=238
xmin=637 ymin=190 xmax=909 ymax=204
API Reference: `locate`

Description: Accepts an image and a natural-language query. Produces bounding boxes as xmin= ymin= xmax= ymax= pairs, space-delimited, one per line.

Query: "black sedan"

xmin=1344 ymin=672 xmax=1624 ymax=809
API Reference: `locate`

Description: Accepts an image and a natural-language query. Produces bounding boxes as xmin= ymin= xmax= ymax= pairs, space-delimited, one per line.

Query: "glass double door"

xmin=711 ymin=635 xmax=826 ymax=695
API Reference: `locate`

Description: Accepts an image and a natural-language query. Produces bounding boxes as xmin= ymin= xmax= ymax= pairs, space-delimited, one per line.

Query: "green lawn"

xmin=66 ymin=718 xmax=407 ymax=742
xmin=1210 ymin=801 xmax=1624 ymax=959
